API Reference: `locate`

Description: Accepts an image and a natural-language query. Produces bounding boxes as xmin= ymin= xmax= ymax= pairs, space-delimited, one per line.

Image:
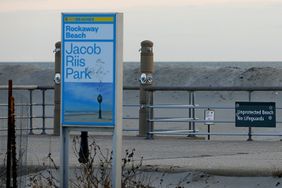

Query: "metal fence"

xmin=139 ymin=86 xmax=282 ymax=140
xmin=1 ymin=85 xmax=282 ymax=140
xmin=0 ymin=85 xmax=54 ymax=135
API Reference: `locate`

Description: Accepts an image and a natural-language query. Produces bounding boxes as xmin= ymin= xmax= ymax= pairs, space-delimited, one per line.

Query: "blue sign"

xmin=61 ymin=13 xmax=117 ymax=127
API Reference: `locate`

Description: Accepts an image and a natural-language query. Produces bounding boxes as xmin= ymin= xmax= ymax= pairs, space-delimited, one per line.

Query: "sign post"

xmin=60 ymin=13 xmax=123 ymax=188
xmin=204 ymin=109 xmax=214 ymax=140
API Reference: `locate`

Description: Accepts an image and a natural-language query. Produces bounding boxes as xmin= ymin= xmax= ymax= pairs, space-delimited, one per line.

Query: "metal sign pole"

xmin=60 ymin=127 xmax=69 ymax=188
xmin=112 ymin=13 xmax=123 ymax=187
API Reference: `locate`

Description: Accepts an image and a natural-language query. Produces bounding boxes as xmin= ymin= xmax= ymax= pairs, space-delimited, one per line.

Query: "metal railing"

xmin=140 ymin=86 xmax=282 ymax=140
xmin=0 ymin=85 xmax=54 ymax=135
xmin=1 ymin=85 xmax=282 ymax=140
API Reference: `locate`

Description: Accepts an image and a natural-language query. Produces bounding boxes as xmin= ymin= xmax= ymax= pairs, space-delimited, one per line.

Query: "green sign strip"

xmin=64 ymin=16 xmax=114 ymax=23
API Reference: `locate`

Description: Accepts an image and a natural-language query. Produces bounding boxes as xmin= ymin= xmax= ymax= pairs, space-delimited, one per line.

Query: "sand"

xmin=0 ymin=62 xmax=282 ymax=139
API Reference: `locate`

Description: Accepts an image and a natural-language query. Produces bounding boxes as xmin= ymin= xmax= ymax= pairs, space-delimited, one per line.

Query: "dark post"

xmin=11 ymin=96 xmax=17 ymax=188
xmin=29 ymin=89 xmax=33 ymax=134
xmin=208 ymin=124 xmax=211 ymax=140
xmin=41 ymin=89 xmax=46 ymax=134
xmin=53 ymin=41 xmax=61 ymax=135
xmin=139 ymin=40 xmax=154 ymax=137
xmin=188 ymin=92 xmax=192 ymax=131
xmin=6 ymin=80 xmax=17 ymax=188
xmin=6 ymin=81 xmax=12 ymax=188
xmin=78 ymin=131 xmax=89 ymax=163
xmin=247 ymin=91 xmax=253 ymax=141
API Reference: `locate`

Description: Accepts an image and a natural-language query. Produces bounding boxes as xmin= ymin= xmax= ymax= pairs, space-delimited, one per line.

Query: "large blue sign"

xmin=61 ymin=13 xmax=116 ymax=127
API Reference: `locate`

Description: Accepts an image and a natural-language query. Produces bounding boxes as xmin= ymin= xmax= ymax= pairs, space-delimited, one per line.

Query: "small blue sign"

xmin=61 ymin=13 xmax=117 ymax=127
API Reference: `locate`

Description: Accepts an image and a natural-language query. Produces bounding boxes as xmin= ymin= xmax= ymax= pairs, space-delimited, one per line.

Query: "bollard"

xmin=139 ymin=40 xmax=154 ymax=137
xmin=6 ymin=80 xmax=17 ymax=188
xmin=78 ymin=131 xmax=89 ymax=163
xmin=53 ymin=41 xmax=61 ymax=135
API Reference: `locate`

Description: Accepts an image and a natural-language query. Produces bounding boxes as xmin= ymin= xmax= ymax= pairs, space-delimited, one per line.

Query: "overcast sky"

xmin=0 ymin=0 xmax=281 ymax=62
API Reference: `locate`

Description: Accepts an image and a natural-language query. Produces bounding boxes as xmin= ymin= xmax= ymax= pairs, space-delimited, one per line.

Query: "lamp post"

xmin=97 ymin=94 xmax=103 ymax=119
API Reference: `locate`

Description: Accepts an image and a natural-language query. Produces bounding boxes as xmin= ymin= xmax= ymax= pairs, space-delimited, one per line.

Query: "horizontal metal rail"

xmin=123 ymin=104 xmax=140 ymax=107
xmin=149 ymin=129 xmax=199 ymax=134
xmin=149 ymin=118 xmax=282 ymax=124
xmin=149 ymin=132 xmax=282 ymax=136
xmin=2 ymin=85 xmax=282 ymax=91
xmin=147 ymin=104 xmax=282 ymax=110
xmin=0 ymin=85 xmax=39 ymax=90
xmin=148 ymin=104 xmax=199 ymax=109
xmin=0 ymin=116 xmax=54 ymax=120
xmin=1 ymin=85 xmax=282 ymax=139
xmin=143 ymin=86 xmax=282 ymax=91
xmin=0 ymin=128 xmax=53 ymax=132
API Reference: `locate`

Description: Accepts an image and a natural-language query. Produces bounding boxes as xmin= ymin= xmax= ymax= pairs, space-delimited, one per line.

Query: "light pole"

xmin=97 ymin=94 xmax=103 ymax=119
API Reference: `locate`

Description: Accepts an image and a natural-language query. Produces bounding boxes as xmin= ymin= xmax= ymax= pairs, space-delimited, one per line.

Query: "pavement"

xmin=25 ymin=133 xmax=282 ymax=177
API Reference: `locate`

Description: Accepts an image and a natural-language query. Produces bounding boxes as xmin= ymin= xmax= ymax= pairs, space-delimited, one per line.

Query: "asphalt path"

xmin=26 ymin=134 xmax=282 ymax=176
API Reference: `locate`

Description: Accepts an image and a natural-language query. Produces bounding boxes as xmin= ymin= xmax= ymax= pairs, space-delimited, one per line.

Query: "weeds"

xmin=0 ymin=153 xmax=6 ymax=186
xmin=29 ymin=136 xmax=190 ymax=188
xmin=27 ymin=153 xmax=59 ymax=188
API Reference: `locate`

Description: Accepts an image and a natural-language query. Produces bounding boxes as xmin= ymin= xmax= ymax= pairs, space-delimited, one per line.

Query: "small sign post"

xmin=204 ymin=109 xmax=214 ymax=140
xmin=60 ymin=13 xmax=123 ymax=188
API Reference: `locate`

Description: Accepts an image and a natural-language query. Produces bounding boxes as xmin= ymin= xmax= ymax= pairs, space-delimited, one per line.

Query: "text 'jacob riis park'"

xmin=65 ymin=43 xmax=102 ymax=79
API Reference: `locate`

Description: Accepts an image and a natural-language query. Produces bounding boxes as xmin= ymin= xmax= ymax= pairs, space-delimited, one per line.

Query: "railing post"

xmin=208 ymin=124 xmax=211 ymax=140
xmin=6 ymin=80 xmax=12 ymax=188
xmin=29 ymin=89 xmax=33 ymax=135
xmin=146 ymin=90 xmax=154 ymax=139
xmin=41 ymin=89 xmax=46 ymax=135
xmin=53 ymin=41 xmax=61 ymax=136
xmin=188 ymin=91 xmax=196 ymax=137
xmin=139 ymin=40 xmax=154 ymax=137
xmin=192 ymin=91 xmax=196 ymax=133
xmin=247 ymin=91 xmax=253 ymax=141
xmin=188 ymin=91 xmax=192 ymax=131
